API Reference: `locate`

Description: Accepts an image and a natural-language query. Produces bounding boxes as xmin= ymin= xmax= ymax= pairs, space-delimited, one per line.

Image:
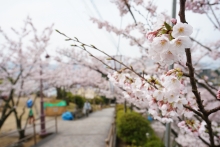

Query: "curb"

xmin=30 ymin=133 xmax=57 ymax=147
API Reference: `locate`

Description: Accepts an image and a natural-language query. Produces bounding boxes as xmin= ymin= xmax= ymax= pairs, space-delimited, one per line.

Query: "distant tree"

xmin=0 ymin=17 xmax=53 ymax=139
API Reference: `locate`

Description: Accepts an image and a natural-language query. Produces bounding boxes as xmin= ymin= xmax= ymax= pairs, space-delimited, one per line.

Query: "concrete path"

xmin=39 ymin=108 xmax=115 ymax=147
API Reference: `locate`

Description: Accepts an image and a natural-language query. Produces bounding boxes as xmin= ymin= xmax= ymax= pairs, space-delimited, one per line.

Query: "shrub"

xmin=116 ymin=109 xmax=124 ymax=124
xmin=93 ymin=96 xmax=104 ymax=104
xmin=116 ymin=104 xmax=124 ymax=112
xmin=144 ymin=135 xmax=164 ymax=147
xmin=117 ymin=112 xmax=154 ymax=146
xmin=100 ymin=95 xmax=110 ymax=104
xmin=69 ymin=95 xmax=85 ymax=109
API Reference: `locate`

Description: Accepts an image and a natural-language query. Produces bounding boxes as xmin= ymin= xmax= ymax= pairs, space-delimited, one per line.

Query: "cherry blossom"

xmin=146 ymin=15 xmax=193 ymax=66
xmin=172 ymin=22 xmax=193 ymax=38
xmin=107 ymin=68 xmax=194 ymax=123
xmin=58 ymin=1 xmax=220 ymax=146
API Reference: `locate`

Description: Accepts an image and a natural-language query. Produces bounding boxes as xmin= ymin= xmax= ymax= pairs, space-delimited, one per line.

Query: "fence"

xmin=0 ymin=116 xmax=58 ymax=147
xmin=105 ymin=111 xmax=116 ymax=147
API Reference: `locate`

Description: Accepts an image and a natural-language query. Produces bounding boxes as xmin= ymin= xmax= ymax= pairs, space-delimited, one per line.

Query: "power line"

xmin=66 ymin=0 xmax=108 ymax=53
xmin=116 ymin=17 xmax=123 ymax=55
xmin=90 ymin=0 xmax=123 ymax=55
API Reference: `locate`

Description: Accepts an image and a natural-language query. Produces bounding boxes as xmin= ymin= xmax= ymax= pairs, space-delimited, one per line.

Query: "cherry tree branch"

xmin=195 ymin=72 xmax=218 ymax=91
xmin=15 ymin=79 xmax=24 ymax=106
xmin=130 ymin=5 xmax=152 ymax=30
xmin=199 ymin=136 xmax=211 ymax=146
xmin=123 ymin=0 xmax=137 ymax=25
xmin=56 ymin=30 xmax=158 ymax=88
xmin=183 ymin=105 xmax=204 ymax=119
xmin=208 ymin=2 xmax=220 ymax=28
xmin=183 ymin=72 xmax=217 ymax=99
xmin=57 ymin=49 xmax=109 ymax=79
xmin=0 ymin=66 xmax=10 ymax=78
xmin=185 ymin=28 xmax=215 ymax=147
xmin=190 ymin=37 xmax=212 ymax=51
xmin=204 ymin=11 xmax=219 ymax=29
xmin=75 ymin=45 xmax=115 ymax=72
xmin=179 ymin=0 xmax=215 ymax=146
xmin=197 ymin=82 xmax=217 ymax=99
xmin=207 ymin=106 xmax=220 ymax=116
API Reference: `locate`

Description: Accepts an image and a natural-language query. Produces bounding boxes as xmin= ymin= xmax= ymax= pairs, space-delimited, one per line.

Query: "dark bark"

xmin=56 ymin=87 xmax=62 ymax=99
xmin=179 ymin=0 xmax=215 ymax=146
xmin=0 ymin=108 xmax=14 ymax=129
xmin=13 ymin=107 xmax=26 ymax=139
xmin=124 ymin=100 xmax=127 ymax=113
xmin=0 ymin=89 xmax=14 ymax=130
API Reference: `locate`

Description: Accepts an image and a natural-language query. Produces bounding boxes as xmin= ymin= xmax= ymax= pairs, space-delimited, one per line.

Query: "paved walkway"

xmin=40 ymin=108 xmax=115 ymax=147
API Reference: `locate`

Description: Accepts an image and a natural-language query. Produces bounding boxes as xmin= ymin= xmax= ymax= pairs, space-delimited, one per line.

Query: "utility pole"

xmin=165 ymin=1 xmax=176 ymax=147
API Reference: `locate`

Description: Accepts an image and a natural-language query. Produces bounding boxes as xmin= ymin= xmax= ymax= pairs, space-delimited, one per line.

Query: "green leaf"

xmin=164 ymin=22 xmax=172 ymax=31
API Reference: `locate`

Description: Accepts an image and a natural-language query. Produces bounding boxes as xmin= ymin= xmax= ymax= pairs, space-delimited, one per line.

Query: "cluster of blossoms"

xmin=147 ymin=14 xmax=193 ymax=65
xmin=178 ymin=120 xmax=220 ymax=144
xmin=178 ymin=119 xmax=201 ymax=136
xmin=185 ymin=0 xmax=210 ymax=14
xmin=108 ymin=68 xmax=197 ymax=123
xmin=217 ymin=88 xmax=220 ymax=99
xmin=200 ymin=121 xmax=220 ymax=144
xmin=111 ymin=0 xmax=157 ymax=16
xmin=175 ymin=133 xmax=207 ymax=147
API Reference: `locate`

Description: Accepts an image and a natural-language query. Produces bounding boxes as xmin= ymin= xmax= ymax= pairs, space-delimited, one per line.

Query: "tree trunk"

xmin=14 ymin=109 xmax=26 ymax=140
xmin=0 ymin=110 xmax=14 ymax=129
xmin=56 ymin=87 xmax=62 ymax=99
xmin=130 ymin=103 xmax=133 ymax=112
xmin=124 ymin=100 xmax=127 ymax=113
xmin=0 ymin=89 xmax=14 ymax=130
xmin=18 ymin=129 xmax=25 ymax=140
xmin=65 ymin=95 xmax=69 ymax=106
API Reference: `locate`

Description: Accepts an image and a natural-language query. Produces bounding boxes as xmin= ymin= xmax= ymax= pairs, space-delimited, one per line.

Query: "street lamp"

xmin=39 ymin=56 xmax=49 ymax=136
xmin=165 ymin=1 xmax=176 ymax=147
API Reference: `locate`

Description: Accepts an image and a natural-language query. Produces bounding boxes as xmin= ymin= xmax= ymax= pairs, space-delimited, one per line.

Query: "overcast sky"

xmin=1 ymin=0 xmax=220 ymax=69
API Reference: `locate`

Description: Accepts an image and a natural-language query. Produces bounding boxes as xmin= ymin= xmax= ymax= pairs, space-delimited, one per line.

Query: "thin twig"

xmin=190 ymin=37 xmax=212 ymax=51
xmin=195 ymin=72 xmax=218 ymax=91
xmin=208 ymin=2 xmax=220 ymax=28
xmin=183 ymin=72 xmax=217 ymax=99
xmin=183 ymin=105 xmax=204 ymax=119
xmin=207 ymin=106 xmax=220 ymax=116
xmin=199 ymin=136 xmax=211 ymax=146
xmin=56 ymin=30 xmax=158 ymax=89
xmin=123 ymin=0 xmax=137 ymax=25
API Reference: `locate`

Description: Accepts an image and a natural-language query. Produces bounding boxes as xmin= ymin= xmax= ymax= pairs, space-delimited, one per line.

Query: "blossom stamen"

xmin=178 ymin=27 xmax=184 ymax=33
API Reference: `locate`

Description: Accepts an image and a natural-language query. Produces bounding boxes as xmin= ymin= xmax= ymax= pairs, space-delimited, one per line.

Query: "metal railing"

xmin=0 ymin=116 xmax=58 ymax=147
xmin=105 ymin=112 xmax=116 ymax=147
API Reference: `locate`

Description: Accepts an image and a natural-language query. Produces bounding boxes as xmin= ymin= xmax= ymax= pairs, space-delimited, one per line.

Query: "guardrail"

xmin=0 ymin=116 xmax=58 ymax=147
xmin=105 ymin=111 xmax=116 ymax=147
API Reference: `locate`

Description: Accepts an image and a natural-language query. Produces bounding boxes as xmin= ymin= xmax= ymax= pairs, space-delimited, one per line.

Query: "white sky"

xmin=0 ymin=0 xmax=220 ymax=68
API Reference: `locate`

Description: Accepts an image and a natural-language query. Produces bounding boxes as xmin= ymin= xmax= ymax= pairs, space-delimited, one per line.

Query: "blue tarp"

xmin=147 ymin=116 xmax=153 ymax=122
xmin=26 ymin=99 xmax=33 ymax=108
xmin=62 ymin=111 xmax=74 ymax=120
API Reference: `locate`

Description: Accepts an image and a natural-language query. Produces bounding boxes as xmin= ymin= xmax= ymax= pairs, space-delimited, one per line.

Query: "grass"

xmin=66 ymin=103 xmax=77 ymax=111
xmin=0 ymin=97 xmax=105 ymax=147
xmin=0 ymin=97 xmax=54 ymax=147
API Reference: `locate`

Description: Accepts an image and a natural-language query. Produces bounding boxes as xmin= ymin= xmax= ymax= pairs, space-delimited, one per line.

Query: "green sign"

xmin=44 ymin=100 xmax=66 ymax=108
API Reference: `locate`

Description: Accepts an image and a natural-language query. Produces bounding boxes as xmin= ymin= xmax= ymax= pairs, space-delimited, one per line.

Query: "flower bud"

xmin=146 ymin=30 xmax=158 ymax=42
xmin=171 ymin=18 xmax=177 ymax=24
